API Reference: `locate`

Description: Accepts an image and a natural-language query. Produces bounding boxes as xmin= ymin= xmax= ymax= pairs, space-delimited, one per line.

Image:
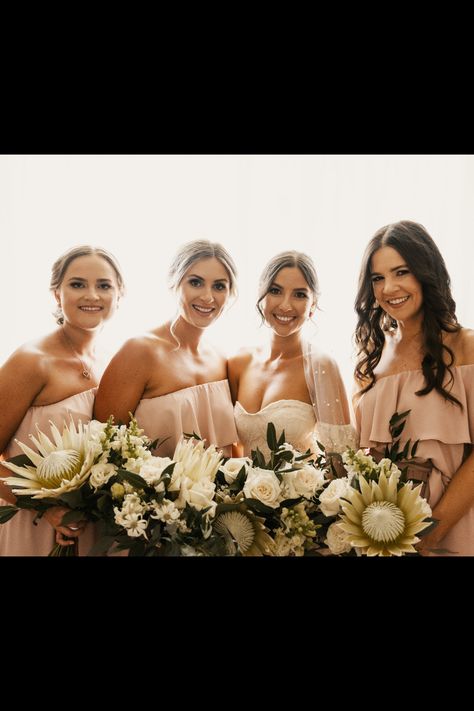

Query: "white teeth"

xmin=274 ymin=314 xmax=294 ymax=322
xmin=193 ymin=305 xmax=214 ymax=313
xmin=387 ymin=296 xmax=409 ymax=305
xmin=80 ymin=306 xmax=102 ymax=311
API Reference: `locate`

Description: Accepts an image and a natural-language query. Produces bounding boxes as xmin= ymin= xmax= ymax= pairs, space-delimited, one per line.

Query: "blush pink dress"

xmin=355 ymin=365 xmax=474 ymax=556
xmin=0 ymin=389 xmax=99 ymax=556
xmin=134 ymin=379 xmax=238 ymax=458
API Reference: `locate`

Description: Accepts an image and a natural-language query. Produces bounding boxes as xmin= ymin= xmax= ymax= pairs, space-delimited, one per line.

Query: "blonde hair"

xmin=50 ymin=245 xmax=125 ymax=324
xmin=168 ymin=239 xmax=238 ymax=349
xmin=168 ymin=240 xmax=238 ymax=297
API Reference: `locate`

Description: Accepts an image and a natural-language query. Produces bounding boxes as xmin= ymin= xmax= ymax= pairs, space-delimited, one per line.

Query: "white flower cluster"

xmin=273 ymin=503 xmax=318 ymax=556
xmin=111 ymin=436 xmax=224 ymax=540
xmin=225 ymin=446 xmax=327 ymax=511
xmin=318 ymin=448 xmax=432 ymax=556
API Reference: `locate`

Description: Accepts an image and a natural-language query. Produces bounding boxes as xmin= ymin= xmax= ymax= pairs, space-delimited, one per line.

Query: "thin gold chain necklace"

xmin=62 ymin=329 xmax=92 ymax=379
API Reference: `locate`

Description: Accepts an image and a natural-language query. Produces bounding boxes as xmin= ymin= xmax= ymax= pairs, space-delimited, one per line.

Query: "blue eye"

xmin=214 ymin=283 xmax=227 ymax=292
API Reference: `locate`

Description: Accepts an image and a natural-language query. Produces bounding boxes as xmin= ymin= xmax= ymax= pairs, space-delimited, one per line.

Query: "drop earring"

xmin=54 ymin=302 xmax=64 ymax=324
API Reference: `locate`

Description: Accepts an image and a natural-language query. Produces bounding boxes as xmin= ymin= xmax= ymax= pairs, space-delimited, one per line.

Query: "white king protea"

xmin=1 ymin=418 xmax=99 ymax=499
xmin=338 ymin=471 xmax=433 ymax=556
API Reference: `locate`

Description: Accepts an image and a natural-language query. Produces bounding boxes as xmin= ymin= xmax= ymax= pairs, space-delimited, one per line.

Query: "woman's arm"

xmin=418 ymin=329 xmax=474 ymax=552
xmin=417 ymin=449 xmax=474 ymax=552
xmin=93 ymin=338 xmax=153 ymax=424
xmin=0 ymin=350 xmax=46 ymax=503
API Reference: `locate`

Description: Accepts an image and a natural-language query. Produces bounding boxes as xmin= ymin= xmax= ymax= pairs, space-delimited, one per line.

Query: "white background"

xmin=1 ymin=154 xmax=473 ymax=396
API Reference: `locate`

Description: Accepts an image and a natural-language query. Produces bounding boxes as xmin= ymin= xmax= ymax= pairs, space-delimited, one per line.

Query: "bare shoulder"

xmin=455 ymin=327 xmax=474 ymax=365
xmin=1 ymin=341 xmax=48 ymax=383
xmin=228 ymin=347 xmax=255 ymax=375
xmin=115 ymin=333 xmax=164 ymax=361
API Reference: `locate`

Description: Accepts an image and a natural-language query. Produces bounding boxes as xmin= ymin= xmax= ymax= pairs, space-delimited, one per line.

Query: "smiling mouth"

xmin=273 ymin=314 xmax=296 ymax=323
xmin=79 ymin=306 xmax=103 ymax=311
xmin=386 ymin=296 xmax=409 ymax=306
xmin=192 ymin=304 xmax=215 ymax=315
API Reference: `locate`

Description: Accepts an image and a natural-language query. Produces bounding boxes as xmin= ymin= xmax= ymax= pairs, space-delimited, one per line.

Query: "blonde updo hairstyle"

xmin=50 ymin=245 xmax=125 ymax=325
xmin=168 ymin=239 xmax=238 ymax=348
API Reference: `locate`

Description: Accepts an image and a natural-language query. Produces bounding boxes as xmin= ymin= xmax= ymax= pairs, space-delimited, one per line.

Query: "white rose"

xmin=89 ymin=462 xmax=117 ymax=489
xmin=325 ymin=522 xmax=353 ymax=555
xmin=178 ymin=477 xmax=217 ymax=516
xmin=220 ymin=457 xmax=251 ymax=484
xmin=243 ymin=467 xmax=282 ymax=509
xmin=282 ymin=465 xmax=326 ymax=499
xmin=139 ymin=457 xmax=173 ymax=486
xmin=319 ymin=477 xmax=353 ymax=517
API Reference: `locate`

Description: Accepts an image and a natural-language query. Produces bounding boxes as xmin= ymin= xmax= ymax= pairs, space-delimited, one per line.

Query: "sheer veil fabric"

xmin=302 ymin=340 xmax=358 ymax=453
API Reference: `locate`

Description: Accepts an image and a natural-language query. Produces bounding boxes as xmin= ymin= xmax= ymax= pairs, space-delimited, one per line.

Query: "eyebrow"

xmin=67 ymin=277 xmax=113 ymax=282
xmin=271 ymin=281 xmax=309 ymax=291
xmin=370 ymin=264 xmax=407 ymax=276
xmin=188 ymin=273 xmax=229 ymax=283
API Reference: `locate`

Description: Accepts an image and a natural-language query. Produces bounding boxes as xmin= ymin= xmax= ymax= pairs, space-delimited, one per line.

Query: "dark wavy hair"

xmin=354 ymin=220 xmax=462 ymax=406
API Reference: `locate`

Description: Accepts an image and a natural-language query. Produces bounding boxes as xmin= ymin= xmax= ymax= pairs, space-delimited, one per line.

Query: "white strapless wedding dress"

xmin=234 ymin=399 xmax=317 ymax=458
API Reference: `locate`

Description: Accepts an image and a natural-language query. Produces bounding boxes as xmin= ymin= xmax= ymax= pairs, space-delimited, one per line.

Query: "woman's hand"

xmin=43 ymin=506 xmax=87 ymax=547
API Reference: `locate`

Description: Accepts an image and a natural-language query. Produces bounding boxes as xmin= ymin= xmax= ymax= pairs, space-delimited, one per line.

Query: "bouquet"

xmin=0 ymin=411 xmax=435 ymax=557
xmin=0 ymin=416 xmax=162 ymax=556
xmin=311 ymin=410 xmax=436 ymax=556
xmin=98 ymin=423 xmax=328 ymax=556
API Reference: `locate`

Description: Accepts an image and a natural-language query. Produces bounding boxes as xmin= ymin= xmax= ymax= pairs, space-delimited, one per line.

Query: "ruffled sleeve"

xmin=356 ymin=366 xmax=474 ymax=448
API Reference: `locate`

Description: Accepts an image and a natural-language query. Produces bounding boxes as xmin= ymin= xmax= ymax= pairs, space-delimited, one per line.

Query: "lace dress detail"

xmin=234 ymin=399 xmax=317 ymax=458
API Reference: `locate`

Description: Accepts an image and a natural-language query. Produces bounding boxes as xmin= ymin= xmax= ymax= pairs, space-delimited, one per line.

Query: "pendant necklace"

xmin=62 ymin=329 xmax=92 ymax=379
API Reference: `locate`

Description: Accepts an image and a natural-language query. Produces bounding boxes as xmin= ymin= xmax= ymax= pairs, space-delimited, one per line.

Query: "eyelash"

xmin=188 ymin=279 xmax=227 ymax=291
xmin=371 ymin=269 xmax=409 ymax=283
xmin=70 ymin=282 xmax=112 ymax=289
xmin=268 ymin=287 xmax=308 ymax=299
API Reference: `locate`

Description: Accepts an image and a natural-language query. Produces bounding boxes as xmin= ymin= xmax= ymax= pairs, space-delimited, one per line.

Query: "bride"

xmin=228 ymin=251 xmax=357 ymax=463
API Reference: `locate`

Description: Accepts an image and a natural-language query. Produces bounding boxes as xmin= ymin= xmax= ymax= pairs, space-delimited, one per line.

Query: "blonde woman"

xmin=94 ymin=240 xmax=238 ymax=458
xmin=0 ymin=246 xmax=124 ymax=555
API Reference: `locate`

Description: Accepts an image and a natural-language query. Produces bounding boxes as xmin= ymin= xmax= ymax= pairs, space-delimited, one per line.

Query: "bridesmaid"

xmin=353 ymin=220 xmax=474 ymax=556
xmin=0 ymin=245 xmax=124 ymax=555
xmin=94 ymin=240 xmax=238 ymax=458
xmin=228 ymin=251 xmax=356 ymax=461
